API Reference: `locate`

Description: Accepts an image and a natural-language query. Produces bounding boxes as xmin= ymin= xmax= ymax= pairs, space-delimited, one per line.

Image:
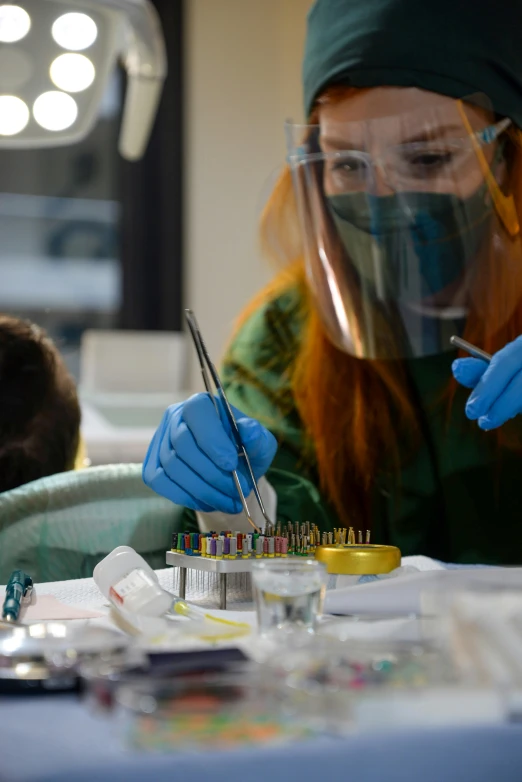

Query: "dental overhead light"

xmin=0 ymin=0 xmax=167 ymax=160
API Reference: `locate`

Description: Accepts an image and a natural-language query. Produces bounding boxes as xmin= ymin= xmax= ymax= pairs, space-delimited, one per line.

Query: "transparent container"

xmin=251 ymin=559 xmax=327 ymax=636
xmin=286 ymin=639 xmax=459 ymax=734
xmin=110 ymin=672 xmax=315 ymax=750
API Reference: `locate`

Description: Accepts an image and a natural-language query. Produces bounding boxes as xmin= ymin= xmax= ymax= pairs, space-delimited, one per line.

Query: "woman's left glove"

xmin=452 ymin=335 xmax=522 ymax=430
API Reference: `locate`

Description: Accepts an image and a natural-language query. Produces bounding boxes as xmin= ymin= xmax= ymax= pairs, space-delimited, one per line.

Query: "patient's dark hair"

xmin=0 ymin=316 xmax=81 ymax=493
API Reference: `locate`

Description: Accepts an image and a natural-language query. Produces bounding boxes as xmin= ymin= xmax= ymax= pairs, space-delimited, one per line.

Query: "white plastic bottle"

xmin=93 ymin=546 xmax=173 ymax=617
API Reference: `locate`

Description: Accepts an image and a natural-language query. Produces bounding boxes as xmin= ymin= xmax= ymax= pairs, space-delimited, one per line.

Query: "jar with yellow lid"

xmin=315 ymin=544 xmax=402 ymax=590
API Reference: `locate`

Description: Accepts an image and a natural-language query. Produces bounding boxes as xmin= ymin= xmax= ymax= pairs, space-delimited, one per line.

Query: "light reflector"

xmin=33 ymin=91 xmax=78 ymax=131
xmin=0 ymin=4 xmax=31 ymax=43
xmin=50 ymin=53 xmax=95 ymax=93
xmin=52 ymin=12 xmax=97 ymax=51
xmin=0 ymin=94 xmax=29 ymax=135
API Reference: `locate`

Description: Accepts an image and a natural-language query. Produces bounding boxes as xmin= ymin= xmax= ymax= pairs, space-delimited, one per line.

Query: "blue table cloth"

xmin=1 ymin=697 xmax=522 ymax=782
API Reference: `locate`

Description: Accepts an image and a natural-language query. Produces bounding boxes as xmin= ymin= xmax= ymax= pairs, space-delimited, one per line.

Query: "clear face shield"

xmin=286 ymin=95 xmax=521 ymax=359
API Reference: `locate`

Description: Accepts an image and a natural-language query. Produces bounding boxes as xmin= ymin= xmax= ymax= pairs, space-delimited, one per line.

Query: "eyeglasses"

xmin=289 ymin=117 xmax=512 ymax=193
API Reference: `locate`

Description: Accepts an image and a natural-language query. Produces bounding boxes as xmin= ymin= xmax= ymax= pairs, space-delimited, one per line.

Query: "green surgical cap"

xmin=303 ymin=0 xmax=522 ymax=126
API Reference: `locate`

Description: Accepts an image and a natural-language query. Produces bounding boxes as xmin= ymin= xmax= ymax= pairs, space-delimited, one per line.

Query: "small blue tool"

xmin=2 ymin=570 xmax=33 ymax=623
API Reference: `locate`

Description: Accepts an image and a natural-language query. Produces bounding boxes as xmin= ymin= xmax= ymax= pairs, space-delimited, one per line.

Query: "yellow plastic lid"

xmin=315 ymin=544 xmax=401 ymax=575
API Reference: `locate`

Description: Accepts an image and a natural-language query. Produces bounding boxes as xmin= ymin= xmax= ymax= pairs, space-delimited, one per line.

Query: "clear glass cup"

xmin=251 ymin=559 xmax=327 ymax=636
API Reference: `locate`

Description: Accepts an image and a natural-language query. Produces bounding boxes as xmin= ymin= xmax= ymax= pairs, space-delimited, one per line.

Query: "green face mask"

xmin=327 ymin=185 xmax=493 ymax=303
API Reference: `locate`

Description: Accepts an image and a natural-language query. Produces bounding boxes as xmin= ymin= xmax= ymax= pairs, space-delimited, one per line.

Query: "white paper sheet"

xmin=324 ymin=567 xmax=522 ymax=616
xmin=19 ymin=595 xmax=105 ymax=621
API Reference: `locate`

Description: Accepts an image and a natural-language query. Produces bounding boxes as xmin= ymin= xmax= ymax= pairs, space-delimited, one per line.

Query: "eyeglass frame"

xmin=286 ymin=116 xmax=512 ymax=191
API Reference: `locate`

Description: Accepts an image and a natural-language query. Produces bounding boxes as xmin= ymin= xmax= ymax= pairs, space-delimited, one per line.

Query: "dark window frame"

xmin=119 ymin=0 xmax=184 ymax=332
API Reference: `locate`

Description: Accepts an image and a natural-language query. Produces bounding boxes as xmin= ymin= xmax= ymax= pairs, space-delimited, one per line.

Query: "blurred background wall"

xmin=185 ymin=0 xmax=311 ymax=387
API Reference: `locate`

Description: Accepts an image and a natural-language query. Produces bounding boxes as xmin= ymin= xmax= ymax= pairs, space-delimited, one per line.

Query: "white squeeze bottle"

xmin=93 ymin=546 xmax=173 ymax=617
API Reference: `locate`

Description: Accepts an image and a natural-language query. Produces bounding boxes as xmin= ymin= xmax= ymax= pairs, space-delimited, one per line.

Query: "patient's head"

xmin=0 ymin=316 xmax=81 ymax=492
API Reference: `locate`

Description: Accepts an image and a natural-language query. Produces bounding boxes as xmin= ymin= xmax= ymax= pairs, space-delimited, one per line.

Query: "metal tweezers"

xmin=185 ymin=309 xmax=274 ymax=534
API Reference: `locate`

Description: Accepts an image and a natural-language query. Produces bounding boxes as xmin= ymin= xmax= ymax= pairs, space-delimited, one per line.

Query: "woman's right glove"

xmin=142 ymin=393 xmax=278 ymax=514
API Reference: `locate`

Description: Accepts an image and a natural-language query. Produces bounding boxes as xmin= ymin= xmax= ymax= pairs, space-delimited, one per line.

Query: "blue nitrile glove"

xmin=452 ymin=335 xmax=522 ymax=430
xmin=142 ymin=393 xmax=278 ymax=513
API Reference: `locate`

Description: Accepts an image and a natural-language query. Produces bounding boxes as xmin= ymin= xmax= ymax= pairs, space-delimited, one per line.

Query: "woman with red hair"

xmin=144 ymin=0 xmax=522 ymax=564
